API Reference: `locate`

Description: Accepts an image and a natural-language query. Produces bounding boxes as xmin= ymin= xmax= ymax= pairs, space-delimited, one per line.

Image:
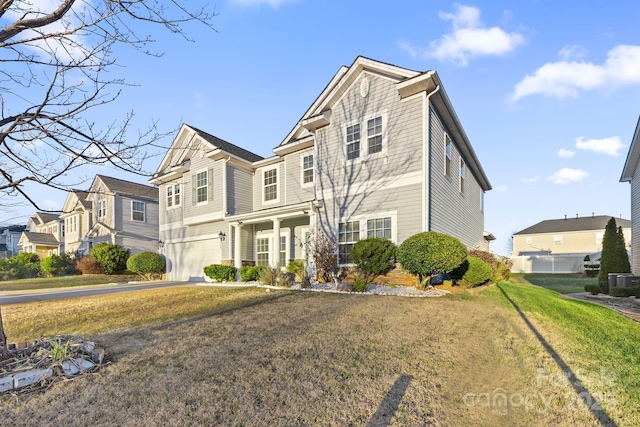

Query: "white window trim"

xmin=195 ymin=168 xmax=209 ymax=206
xmin=344 ymin=111 xmax=388 ymax=165
xmin=97 ymin=199 xmax=107 ymax=222
xmin=262 ymin=166 xmax=280 ymax=205
xmin=444 ymin=132 xmax=452 ymax=178
xmin=301 ymin=151 xmax=314 ymax=188
xmin=166 ymin=182 xmax=182 ymax=209
xmin=255 ymin=229 xmax=290 ymax=267
xmin=337 ymin=211 xmax=398 ymax=266
xmin=131 ymin=200 xmax=146 ymax=222
xmin=459 ymin=158 xmax=465 ymax=194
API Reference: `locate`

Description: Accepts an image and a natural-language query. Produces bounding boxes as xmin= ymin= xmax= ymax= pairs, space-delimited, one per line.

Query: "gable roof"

xmin=34 ymin=212 xmax=60 ymax=225
xmin=514 ymin=215 xmax=631 ymax=235
xmin=621 ymin=115 xmax=640 ymax=182
xmin=20 ymin=231 xmax=59 ymax=245
xmin=189 ymin=125 xmax=264 ymax=163
xmin=93 ymin=175 xmax=158 ymax=200
xmin=72 ymin=190 xmax=92 ymax=209
xmin=0 ymin=224 xmax=26 ymax=233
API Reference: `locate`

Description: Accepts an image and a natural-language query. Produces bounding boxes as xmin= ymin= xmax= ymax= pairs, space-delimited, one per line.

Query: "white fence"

xmin=509 ymin=255 xmax=586 ymax=274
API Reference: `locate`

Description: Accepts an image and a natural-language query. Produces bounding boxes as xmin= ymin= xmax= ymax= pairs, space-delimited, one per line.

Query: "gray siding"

xmin=253 ymin=163 xmax=284 ymax=210
xmin=227 ymin=165 xmax=253 ymax=215
xmin=631 ymin=160 xmax=640 ymax=273
xmin=428 ymin=107 xmax=484 ymax=249
xmin=183 ymin=155 xmax=224 ymax=219
xmin=284 ymin=151 xmax=315 ymax=205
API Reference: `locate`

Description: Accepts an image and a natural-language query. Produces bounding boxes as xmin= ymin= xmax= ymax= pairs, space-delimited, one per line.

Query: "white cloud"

xmin=557 ymin=148 xmax=575 ymax=158
xmin=494 ymin=185 xmax=508 ymax=192
xmin=575 ymin=136 xmax=625 ymax=156
xmin=230 ymin=0 xmax=297 ymax=7
xmin=399 ymin=4 xmax=525 ymax=66
xmin=558 ymin=45 xmax=587 ymax=61
xmin=511 ymin=45 xmax=640 ymax=101
xmin=521 ymin=176 xmax=539 ymax=183
xmin=547 ymin=168 xmax=589 ymax=184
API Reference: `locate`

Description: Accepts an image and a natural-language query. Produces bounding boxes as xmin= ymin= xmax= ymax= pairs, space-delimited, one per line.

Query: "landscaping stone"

xmin=62 ymin=358 xmax=95 ymax=376
xmin=336 ymin=283 xmax=353 ymax=292
xmin=0 ymin=375 xmax=13 ymax=392
xmin=14 ymin=369 xmax=53 ymax=389
xmin=79 ymin=340 xmax=95 ymax=354
xmin=92 ymin=348 xmax=105 ymax=364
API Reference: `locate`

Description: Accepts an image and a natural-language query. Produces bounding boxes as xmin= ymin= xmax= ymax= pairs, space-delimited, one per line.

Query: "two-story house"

xmin=151 ymin=57 xmax=492 ymax=282
xmin=512 ymin=215 xmax=631 ymax=257
xmin=59 ymin=190 xmax=93 ymax=254
xmin=84 ymin=175 xmax=159 ymax=254
xmin=18 ymin=212 xmax=64 ymax=257
xmin=0 ymin=225 xmax=26 ymax=257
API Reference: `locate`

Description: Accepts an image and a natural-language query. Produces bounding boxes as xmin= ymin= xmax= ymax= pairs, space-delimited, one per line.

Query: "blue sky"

xmin=6 ymin=0 xmax=640 ymax=255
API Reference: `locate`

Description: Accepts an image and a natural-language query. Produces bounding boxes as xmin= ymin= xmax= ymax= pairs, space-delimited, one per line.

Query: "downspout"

xmin=223 ymin=156 xmax=231 ymax=261
xmin=423 ymin=84 xmax=440 ymax=232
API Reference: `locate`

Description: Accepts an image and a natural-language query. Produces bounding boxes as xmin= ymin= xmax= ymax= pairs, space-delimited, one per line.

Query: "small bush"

xmin=300 ymin=274 xmax=311 ymax=289
xmin=41 ymin=254 xmax=77 ymax=277
xmin=495 ymin=261 xmax=511 ymax=281
xmin=279 ymin=272 xmax=295 ymax=287
xmin=610 ymin=286 xmax=640 ymax=298
xmin=351 ymin=238 xmax=396 ymax=284
xmin=460 ymin=256 xmax=493 ymax=288
xmin=12 ymin=252 xmax=41 ymax=265
xmin=127 ymin=252 xmax=165 ymax=281
xmin=75 ymin=256 xmax=105 ymax=274
xmin=286 ymin=260 xmax=305 ymax=281
xmin=351 ymin=277 xmax=368 ymax=292
xmin=0 ymin=259 xmax=27 ymax=281
xmin=258 ymin=267 xmax=279 ymax=287
xmin=397 ymin=232 xmax=467 ymax=284
xmin=90 ymin=243 xmax=130 ymax=274
xmin=203 ymin=264 xmax=237 ymax=282
xmin=239 ymin=265 xmax=261 ymax=282
xmin=584 ymin=284 xmax=601 ymax=295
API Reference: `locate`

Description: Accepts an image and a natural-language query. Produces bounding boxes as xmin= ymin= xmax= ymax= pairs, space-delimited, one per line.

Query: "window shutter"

xmin=192 ymin=174 xmax=197 ymax=206
xmin=208 ymin=168 xmax=214 ymax=201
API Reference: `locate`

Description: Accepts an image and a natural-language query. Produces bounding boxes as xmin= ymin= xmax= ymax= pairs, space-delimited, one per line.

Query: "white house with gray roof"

xmin=151 ymin=56 xmax=492 ymax=282
xmin=620 ymin=115 xmax=640 ymax=273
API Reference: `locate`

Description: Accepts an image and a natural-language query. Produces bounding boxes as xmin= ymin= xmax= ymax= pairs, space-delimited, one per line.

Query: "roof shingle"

xmin=514 ymin=215 xmax=631 ymax=235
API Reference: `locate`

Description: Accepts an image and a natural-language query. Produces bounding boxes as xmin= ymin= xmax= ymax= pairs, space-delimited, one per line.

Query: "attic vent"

xmin=360 ymin=77 xmax=370 ymax=98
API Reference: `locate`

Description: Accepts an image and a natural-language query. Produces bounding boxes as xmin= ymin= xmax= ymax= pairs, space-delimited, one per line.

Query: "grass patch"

xmin=3 ymin=286 xmax=276 ymax=342
xmin=511 ymin=273 xmax=597 ymax=294
xmin=0 ymin=274 xmax=139 ymax=292
xmin=483 ymin=280 xmax=640 ymax=424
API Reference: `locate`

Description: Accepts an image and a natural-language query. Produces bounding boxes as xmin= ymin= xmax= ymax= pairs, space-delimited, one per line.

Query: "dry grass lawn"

xmin=0 ymin=286 xmax=627 ymax=426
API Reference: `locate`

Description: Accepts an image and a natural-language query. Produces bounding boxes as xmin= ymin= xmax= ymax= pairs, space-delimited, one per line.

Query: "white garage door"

xmin=166 ymin=239 xmax=221 ymax=282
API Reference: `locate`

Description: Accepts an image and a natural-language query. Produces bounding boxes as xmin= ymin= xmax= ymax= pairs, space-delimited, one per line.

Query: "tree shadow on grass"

xmin=497 ymin=284 xmax=618 ymax=427
xmin=367 ymin=374 xmax=413 ymax=427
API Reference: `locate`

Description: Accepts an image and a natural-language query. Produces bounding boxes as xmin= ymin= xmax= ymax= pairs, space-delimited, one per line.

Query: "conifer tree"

xmin=599 ymin=218 xmax=631 ymax=287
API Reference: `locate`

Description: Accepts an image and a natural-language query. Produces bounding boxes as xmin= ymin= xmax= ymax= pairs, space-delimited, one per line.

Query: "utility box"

xmin=617 ymin=274 xmax=640 ymax=288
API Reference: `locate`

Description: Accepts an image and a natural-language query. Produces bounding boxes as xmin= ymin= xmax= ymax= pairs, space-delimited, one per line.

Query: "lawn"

xmin=511 ymin=273 xmax=597 ymax=294
xmin=0 ymin=278 xmax=636 ymax=426
xmin=0 ymin=274 xmax=139 ymax=292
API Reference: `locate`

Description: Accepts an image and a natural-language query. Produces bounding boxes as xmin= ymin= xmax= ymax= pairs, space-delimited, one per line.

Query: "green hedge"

xmin=239 ymin=265 xmax=261 ymax=282
xmin=460 ymin=256 xmax=493 ymax=288
xmin=90 ymin=243 xmax=130 ymax=274
xmin=584 ymin=284 xmax=601 ymax=295
xmin=204 ymin=264 xmax=237 ymax=282
xmin=610 ymin=286 xmax=640 ymax=298
xmin=127 ymin=252 xmax=165 ymax=281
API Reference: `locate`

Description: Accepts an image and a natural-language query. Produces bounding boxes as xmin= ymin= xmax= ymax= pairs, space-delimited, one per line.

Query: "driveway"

xmin=0 ymin=281 xmax=192 ymax=306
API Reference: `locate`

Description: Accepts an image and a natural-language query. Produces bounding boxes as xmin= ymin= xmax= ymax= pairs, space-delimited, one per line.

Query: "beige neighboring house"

xmin=60 ymin=190 xmax=93 ymax=254
xmin=19 ymin=212 xmax=64 ymax=257
xmin=84 ymin=175 xmax=159 ymax=254
xmin=151 ymin=56 xmax=492 ymax=281
xmin=512 ymin=215 xmax=631 ymax=258
xmin=620 ymin=115 xmax=640 ymax=273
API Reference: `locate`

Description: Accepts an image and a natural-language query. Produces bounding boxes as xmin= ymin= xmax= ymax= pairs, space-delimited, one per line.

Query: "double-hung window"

xmin=302 ymin=154 xmax=314 ymax=184
xmin=367 ymin=217 xmax=391 ymax=239
xmin=264 ymin=168 xmax=278 ymax=202
xmin=445 ymin=134 xmax=452 ymax=177
xmin=279 ymin=235 xmax=287 ymax=268
xmin=98 ymin=199 xmax=107 ymax=221
xmin=256 ymin=238 xmax=270 ymax=266
xmin=346 ymin=124 xmax=361 ymax=160
xmin=167 ymin=183 xmax=181 ymax=208
xmin=196 ymin=171 xmax=208 ymax=204
xmin=132 ymin=201 xmax=145 ymax=222
xmin=339 ymin=221 xmax=360 ymax=264
xmin=367 ymin=116 xmax=383 ymax=154
xmin=460 ymin=159 xmax=466 ymax=193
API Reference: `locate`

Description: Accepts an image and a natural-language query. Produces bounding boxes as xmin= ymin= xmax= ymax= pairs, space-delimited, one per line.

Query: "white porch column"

xmin=271 ymin=218 xmax=281 ymax=268
xmin=233 ymin=223 xmax=243 ymax=271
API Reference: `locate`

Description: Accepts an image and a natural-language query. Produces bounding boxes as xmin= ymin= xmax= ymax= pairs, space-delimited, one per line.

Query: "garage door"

xmin=166 ymin=239 xmax=221 ymax=282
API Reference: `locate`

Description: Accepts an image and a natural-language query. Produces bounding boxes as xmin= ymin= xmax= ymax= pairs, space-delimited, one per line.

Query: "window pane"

xmin=196 ymin=171 xmax=208 ymax=203
xmin=347 ymin=141 xmax=360 ymax=160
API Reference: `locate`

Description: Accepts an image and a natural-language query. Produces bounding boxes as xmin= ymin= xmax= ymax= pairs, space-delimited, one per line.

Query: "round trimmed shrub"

xmin=584 ymin=284 xmax=600 ymax=295
xmin=351 ymin=238 xmax=396 ymax=284
xmin=460 ymin=256 xmax=493 ymax=288
xmin=239 ymin=265 xmax=261 ymax=282
xmin=397 ymin=232 xmax=467 ymax=283
xmin=204 ymin=264 xmax=237 ymax=282
xmin=90 ymin=243 xmax=130 ymax=274
xmin=127 ymin=252 xmax=165 ymax=281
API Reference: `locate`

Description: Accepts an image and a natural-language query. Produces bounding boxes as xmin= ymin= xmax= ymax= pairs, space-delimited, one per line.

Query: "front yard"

xmin=0 ymin=274 xmax=139 ymax=292
xmin=0 ymin=277 xmax=637 ymax=426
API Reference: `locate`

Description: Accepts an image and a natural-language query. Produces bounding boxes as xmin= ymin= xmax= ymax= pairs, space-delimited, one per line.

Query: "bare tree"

xmin=0 ymin=0 xmax=215 ymax=359
xmin=0 ymin=0 xmax=216 ymax=211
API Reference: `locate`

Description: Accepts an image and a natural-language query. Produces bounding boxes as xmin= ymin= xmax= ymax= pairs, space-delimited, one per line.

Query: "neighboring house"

xmin=19 ymin=212 xmax=64 ymax=257
xmin=512 ymin=215 xmax=631 ymax=257
xmin=151 ymin=56 xmax=492 ymax=281
xmin=620 ymin=116 xmax=640 ymax=273
xmin=84 ymin=175 xmax=159 ymax=254
xmin=0 ymin=224 xmax=26 ymax=257
xmin=60 ymin=190 xmax=93 ymax=254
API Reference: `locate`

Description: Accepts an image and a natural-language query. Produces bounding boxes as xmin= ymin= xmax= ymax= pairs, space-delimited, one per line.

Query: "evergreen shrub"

xmin=351 ymin=238 xmax=396 ymax=284
xmin=127 ymin=252 xmax=165 ymax=281
xmin=90 ymin=243 xmax=130 ymax=274
xmin=203 ymin=264 xmax=237 ymax=282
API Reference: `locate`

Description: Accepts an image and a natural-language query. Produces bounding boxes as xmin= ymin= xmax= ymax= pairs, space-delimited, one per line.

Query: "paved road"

xmin=0 ymin=281 xmax=192 ymax=306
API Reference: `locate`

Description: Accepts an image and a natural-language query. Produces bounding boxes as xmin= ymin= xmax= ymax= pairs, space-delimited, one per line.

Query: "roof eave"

xmin=620 ymin=116 xmax=640 ymax=182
